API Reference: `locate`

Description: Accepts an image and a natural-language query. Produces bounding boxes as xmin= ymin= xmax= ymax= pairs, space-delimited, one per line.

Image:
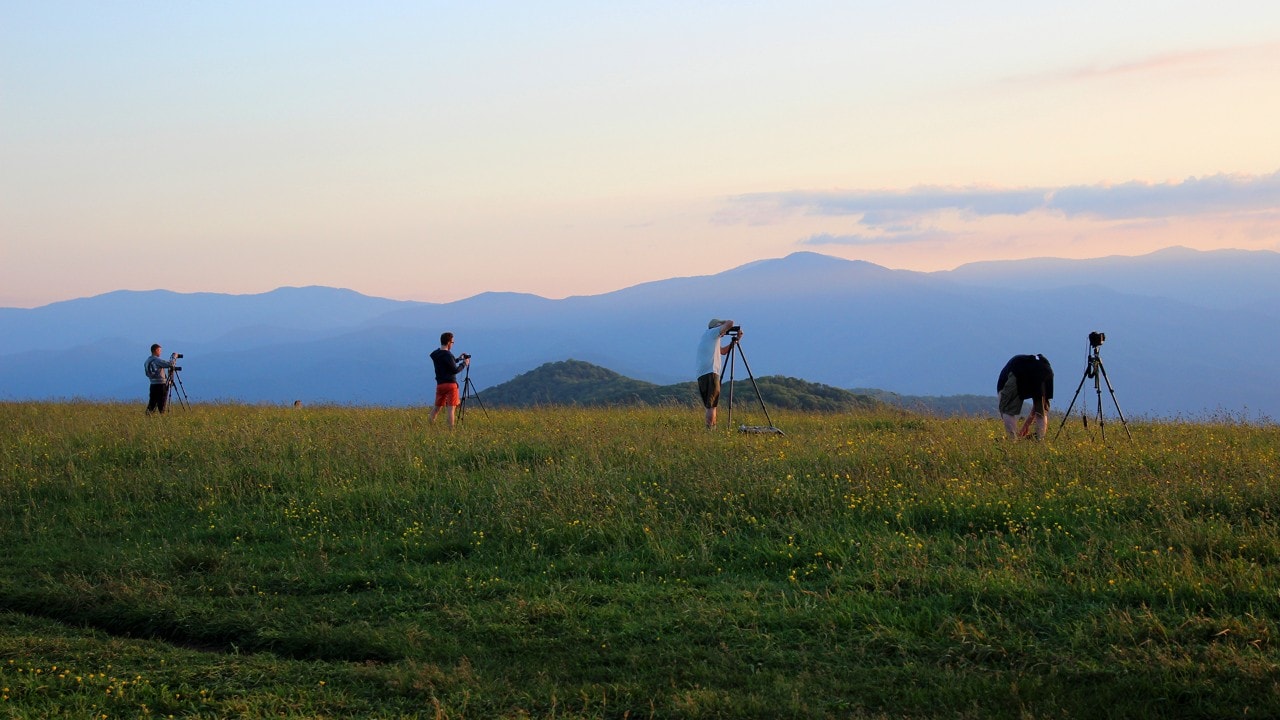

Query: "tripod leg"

xmin=725 ymin=344 xmax=735 ymax=428
xmin=164 ymin=373 xmax=188 ymax=412
xmin=1095 ymin=361 xmax=1132 ymax=440
xmin=733 ymin=343 xmax=778 ymax=430
xmin=715 ymin=342 xmax=735 ymax=429
xmin=464 ymin=377 xmax=489 ymax=417
xmin=173 ymin=372 xmax=189 ymax=410
xmin=1094 ymin=377 xmax=1105 ymax=442
xmin=456 ymin=367 xmax=488 ymax=425
xmin=456 ymin=372 xmax=469 ymax=424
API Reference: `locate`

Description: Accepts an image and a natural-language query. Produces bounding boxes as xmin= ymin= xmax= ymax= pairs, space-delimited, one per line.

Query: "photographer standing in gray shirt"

xmin=144 ymin=343 xmax=177 ymax=414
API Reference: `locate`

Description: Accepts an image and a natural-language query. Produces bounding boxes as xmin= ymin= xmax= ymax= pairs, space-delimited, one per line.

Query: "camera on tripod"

xmin=1056 ymin=329 xmax=1131 ymax=441
xmin=460 ymin=353 xmax=471 ymax=360
xmin=727 ymin=325 xmax=742 ymax=337
xmin=170 ymin=352 xmax=184 ymax=372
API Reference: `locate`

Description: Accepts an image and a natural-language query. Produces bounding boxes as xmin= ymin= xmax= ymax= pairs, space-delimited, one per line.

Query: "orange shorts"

xmin=434 ymin=382 xmax=460 ymax=407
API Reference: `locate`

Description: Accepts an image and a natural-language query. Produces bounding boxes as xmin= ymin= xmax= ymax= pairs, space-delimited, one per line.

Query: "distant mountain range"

xmin=2 ymin=246 xmax=1278 ymax=419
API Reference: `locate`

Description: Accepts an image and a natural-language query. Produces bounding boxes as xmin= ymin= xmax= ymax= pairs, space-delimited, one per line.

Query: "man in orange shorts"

xmin=429 ymin=332 xmax=470 ymax=427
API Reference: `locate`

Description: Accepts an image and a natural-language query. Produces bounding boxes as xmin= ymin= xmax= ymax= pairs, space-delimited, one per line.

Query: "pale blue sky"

xmin=3 ymin=1 xmax=1279 ymax=307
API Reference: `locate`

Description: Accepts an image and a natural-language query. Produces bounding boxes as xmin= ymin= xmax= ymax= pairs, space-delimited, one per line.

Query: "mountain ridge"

xmin=2 ymin=247 xmax=1278 ymax=418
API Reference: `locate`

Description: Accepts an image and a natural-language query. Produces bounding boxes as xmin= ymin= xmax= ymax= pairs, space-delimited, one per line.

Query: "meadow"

xmin=0 ymin=402 xmax=1277 ymax=718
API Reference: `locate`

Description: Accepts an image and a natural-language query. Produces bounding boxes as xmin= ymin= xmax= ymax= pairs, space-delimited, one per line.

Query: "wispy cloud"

xmin=1005 ymin=41 xmax=1280 ymax=86
xmin=1067 ymin=49 xmax=1226 ymax=81
xmin=731 ymin=187 xmax=1048 ymax=229
xmin=1011 ymin=48 xmax=1227 ymax=85
xmin=728 ymin=171 xmax=1280 ymax=231
xmin=800 ymin=230 xmax=954 ymax=247
xmin=1049 ymin=172 xmax=1280 ymax=219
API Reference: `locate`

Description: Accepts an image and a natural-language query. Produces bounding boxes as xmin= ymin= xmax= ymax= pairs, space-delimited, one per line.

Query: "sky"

xmin=3 ymin=1 xmax=1279 ymax=308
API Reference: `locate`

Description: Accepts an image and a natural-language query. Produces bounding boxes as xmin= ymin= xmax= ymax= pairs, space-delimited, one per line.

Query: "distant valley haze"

xmin=2 ymin=246 xmax=1278 ymax=420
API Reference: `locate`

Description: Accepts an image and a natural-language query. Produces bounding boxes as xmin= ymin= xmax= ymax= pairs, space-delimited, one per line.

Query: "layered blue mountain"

xmin=2 ymin=247 xmax=1277 ymax=419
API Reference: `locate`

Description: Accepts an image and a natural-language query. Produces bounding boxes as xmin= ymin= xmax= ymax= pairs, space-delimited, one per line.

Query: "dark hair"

xmin=440 ymin=332 xmax=454 ymax=346
xmin=151 ymin=343 xmax=161 ymax=353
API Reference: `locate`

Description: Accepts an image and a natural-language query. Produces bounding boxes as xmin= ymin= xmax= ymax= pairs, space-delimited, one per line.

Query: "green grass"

xmin=1 ymin=402 xmax=1277 ymax=718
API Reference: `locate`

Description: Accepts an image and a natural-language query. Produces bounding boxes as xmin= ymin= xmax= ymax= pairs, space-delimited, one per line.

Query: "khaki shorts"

xmin=698 ymin=373 xmax=720 ymax=409
xmin=999 ymin=376 xmax=1049 ymax=416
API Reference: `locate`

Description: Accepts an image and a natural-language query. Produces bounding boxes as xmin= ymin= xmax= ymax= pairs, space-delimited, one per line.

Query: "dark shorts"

xmin=435 ymin=382 xmax=460 ymax=407
xmin=698 ymin=372 xmax=720 ymax=409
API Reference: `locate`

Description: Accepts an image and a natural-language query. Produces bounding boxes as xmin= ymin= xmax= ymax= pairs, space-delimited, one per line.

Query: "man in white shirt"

xmin=695 ymin=319 xmax=737 ymax=429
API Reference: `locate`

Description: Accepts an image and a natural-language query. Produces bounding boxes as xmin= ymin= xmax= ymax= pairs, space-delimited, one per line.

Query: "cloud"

xmin=1010 ymin=48 xmax=1227 ymax=86
xmin=802 ymin=232 xmax=900 ymax=247
xmin=1048 ymin=172 xmax=1280 ymax=220
xmin=727 ymin=171 xmax=1280 ymax=230
xmin=741 ymin=187 xmax=1047 ymax=228
xmin=1005 ymin=41 xmax=1280 ymax=86
xmin=800 ymin=230 xmax=955 ymax=247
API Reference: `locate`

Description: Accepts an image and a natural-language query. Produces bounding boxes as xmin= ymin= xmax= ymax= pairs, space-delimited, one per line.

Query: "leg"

xmin=148 ymin=383 xmax=168 ymax=414
xmin=429 ymin=383 xmax=449 ymax=423
xmin=698 ymin=373 xmax=720 ymax=429
xmin=1031 ymin=396 xmax=1049 ymax=440
xmin=1002 ymin=414 xmax=1019 ymax=439
xmin=998 ymin=378 xmax=1022 ymax=439
xmin=431 ymin=383 xmax=460 ymax=427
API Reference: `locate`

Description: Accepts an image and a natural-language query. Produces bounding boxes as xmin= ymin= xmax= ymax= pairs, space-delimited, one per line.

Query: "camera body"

xmin=727 ymin=325 xmax=742 ymax=336
xmin=460 ymin=353 xmax=472 ymax=360
xmin=1089 ymin=331 xmax=1105 ymax=348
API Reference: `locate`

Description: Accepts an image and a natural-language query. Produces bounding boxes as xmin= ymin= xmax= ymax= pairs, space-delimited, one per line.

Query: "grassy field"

xmin=1 ymin=402 xmax=1277 ymax=718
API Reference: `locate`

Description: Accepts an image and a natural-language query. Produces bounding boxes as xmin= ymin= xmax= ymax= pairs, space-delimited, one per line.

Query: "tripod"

xmin=719 ymin=332 xmax=783 ymax=434
xmin=1055 ymin=343 xmax=1130 ymax=441
xmin=166 ymin=368 xmax=190 ymax=411
xmin=456 ymin=363 xmax=488 ymax=424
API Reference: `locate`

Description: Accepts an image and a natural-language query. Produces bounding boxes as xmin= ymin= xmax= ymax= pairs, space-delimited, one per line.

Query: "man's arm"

xmin=717 ymin=320 xmax=736 ymax=355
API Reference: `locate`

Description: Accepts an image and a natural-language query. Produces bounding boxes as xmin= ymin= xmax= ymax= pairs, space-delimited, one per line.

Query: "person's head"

xmin=440 ymin=332 xmax=454 ymax=348
xmin=708 ymin=318 xmax=733 ymax=335
xmin=151 ymin=343 xmax=162 ymax=356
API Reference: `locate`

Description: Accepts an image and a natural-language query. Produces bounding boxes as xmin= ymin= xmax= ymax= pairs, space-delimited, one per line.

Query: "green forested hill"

xmin=478 ymin=359 xmax=882 ymax=411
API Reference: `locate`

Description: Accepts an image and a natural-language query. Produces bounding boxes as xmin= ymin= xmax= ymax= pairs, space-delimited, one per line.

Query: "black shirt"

xmin=430 ymin=347 xmax=465 ymax=384
xmin=998 ymin=354 xmax=1053 ymax=400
